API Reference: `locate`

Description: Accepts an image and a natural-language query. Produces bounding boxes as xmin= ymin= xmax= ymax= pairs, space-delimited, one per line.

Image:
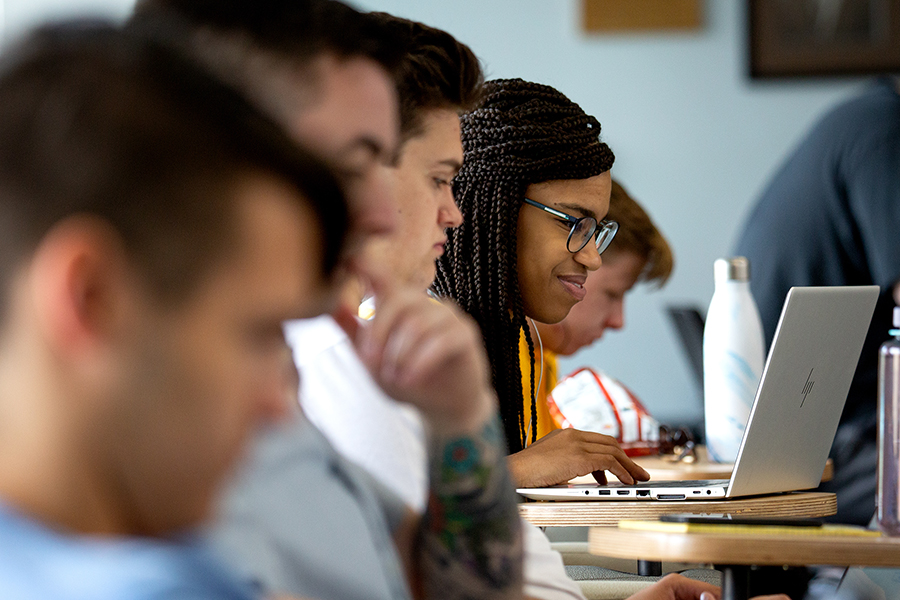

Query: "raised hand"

xmin=350 ymin=284 xmax=496 ymax=436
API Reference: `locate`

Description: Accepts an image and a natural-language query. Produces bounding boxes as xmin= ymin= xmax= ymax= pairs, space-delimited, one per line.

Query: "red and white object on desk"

xmin=547 ymin=367 xmax=660 ymax=456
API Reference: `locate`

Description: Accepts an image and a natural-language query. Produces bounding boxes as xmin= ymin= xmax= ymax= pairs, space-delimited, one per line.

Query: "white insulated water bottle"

xmin=703 ymin=257 xmax=765 ymax=463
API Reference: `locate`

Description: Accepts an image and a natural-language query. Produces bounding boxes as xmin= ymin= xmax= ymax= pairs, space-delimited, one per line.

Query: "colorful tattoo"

xmin=420 ymin=416 xmax=523 ymax=600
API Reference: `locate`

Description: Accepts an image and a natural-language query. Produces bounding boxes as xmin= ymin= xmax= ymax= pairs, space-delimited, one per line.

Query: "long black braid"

xmin=433 ymin=78 xmax=615 ymax=453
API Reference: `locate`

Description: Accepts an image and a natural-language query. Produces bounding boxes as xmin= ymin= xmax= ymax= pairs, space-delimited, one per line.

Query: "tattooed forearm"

xmin=419 ymin=416 xmax=523 ymax=600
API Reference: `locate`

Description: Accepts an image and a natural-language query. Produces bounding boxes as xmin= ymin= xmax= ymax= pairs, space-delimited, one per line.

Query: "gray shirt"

xmin=208 ymin=413 xmax=411 ymax=600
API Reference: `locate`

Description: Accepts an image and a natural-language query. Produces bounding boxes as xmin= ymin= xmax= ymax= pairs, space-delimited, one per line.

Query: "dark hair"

xmin=132 ymin=0 xmax=398 ymax=66
xmin=606 ymin=179 xmax=673 ymax=286
xmin=433 ymin=78 xmax=615 ymax=453
xmin=0 ymin=20 xmax=348 ymax=315
xmin=129 ymin=0 xmax=402 ymax=124
xmin=365 ymin=12 xmax=483 ymax=139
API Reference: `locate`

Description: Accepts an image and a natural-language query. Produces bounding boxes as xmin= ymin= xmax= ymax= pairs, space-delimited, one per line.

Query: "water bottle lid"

xmin=714 ymin=257 xmax=750 ymax=283
xmin=893 ymin=306 xmax=900 ymax=329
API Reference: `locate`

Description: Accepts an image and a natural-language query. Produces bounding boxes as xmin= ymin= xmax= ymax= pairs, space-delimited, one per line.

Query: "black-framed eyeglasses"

xmin=523 ymin=198 xmax=618 ymax=255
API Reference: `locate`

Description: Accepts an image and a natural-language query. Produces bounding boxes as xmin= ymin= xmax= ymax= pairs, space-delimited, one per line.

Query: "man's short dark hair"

xmin=0 ymin=20 xmax=348 ymax=314
xmin=128 ymin=0 xmax=403 ymax=126
xmin=366 ymin=12 xmax=484 ymax=140
xmin=133 ymin=0 xmax=398 ymax=66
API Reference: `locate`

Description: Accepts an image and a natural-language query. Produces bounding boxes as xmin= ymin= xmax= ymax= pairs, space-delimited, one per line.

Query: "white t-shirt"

xmin=285 ymin=315 xmax=428 ymax=512
xmin=285 ymin=315 xmax=585 ymax=600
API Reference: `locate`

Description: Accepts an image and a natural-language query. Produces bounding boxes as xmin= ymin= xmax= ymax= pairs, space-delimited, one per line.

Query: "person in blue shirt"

xmin=735 ymin=77 xmax=900 ymax=526
xmin=0 ymin=21 xmax=349 ymax=599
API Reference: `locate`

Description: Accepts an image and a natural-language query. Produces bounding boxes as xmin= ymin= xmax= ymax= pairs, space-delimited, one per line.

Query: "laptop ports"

xmin=636 ymin=490 xmax=650 ymax=497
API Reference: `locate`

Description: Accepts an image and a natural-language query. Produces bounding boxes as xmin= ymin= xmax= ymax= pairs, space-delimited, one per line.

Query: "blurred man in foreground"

xmin=0 ymin=21 xmax=347 ymax=598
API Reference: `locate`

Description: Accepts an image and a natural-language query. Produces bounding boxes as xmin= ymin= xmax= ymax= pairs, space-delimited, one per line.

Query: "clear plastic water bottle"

xmin=703 ymin=257 xmax=765 ymax=463
xmin=877 ymin=307 xmax=900 ymax=535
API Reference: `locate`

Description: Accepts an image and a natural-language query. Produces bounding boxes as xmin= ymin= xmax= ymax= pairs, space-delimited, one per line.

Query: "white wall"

xmin=2 ymin=0 xmax=133 ymax=44
xmin=2 ymin=0 xmax=869 ymax=425
xmin=349 ymin=0 xmax=865 ymax=426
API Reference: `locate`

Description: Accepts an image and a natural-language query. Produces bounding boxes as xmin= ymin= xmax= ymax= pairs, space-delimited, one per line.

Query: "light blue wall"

xmin=1 ymin=0 xmax=870 ymax=425
xmin=3 ymin=0 xmax=133 ymax=44
xmin=349 ymin=1 xmax=866 ymax=426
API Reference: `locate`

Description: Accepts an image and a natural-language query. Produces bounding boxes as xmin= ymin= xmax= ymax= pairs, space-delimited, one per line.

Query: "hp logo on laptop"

xmin=800 ymin=368 xmax=815 ymax=407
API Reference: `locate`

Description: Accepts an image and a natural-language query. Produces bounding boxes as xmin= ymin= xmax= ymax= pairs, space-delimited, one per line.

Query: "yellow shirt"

xmin=518 ymin=329 xmax=560 ymax=445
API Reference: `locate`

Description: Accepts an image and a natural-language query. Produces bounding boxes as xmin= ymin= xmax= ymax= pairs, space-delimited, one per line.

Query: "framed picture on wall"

xmin=749 ymin=0 xmax=900 ymax=77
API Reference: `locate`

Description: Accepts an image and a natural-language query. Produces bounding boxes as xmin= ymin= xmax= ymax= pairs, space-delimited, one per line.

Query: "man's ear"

xmin=28 ymin=216 xmax=136 ymax=359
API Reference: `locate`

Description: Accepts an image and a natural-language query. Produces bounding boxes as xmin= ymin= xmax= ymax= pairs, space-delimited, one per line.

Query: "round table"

xmin=589 ymin=526 xmax=900 ymax=600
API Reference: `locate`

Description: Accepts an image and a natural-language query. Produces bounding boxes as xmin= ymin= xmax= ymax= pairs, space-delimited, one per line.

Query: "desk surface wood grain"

xmin=588 ymin=526 xmax=900 ymax=567
xmin=519 ymin=492 xmax=837 ymax=527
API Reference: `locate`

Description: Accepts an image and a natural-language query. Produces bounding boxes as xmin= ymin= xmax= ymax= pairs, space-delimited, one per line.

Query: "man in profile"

xmin=130 ymin=0 xmax=402 ymax=260
xmin=0 ymin=22 xmax=347 ymax=598
xmin=128 ymin=3 xmax=525 ymax=600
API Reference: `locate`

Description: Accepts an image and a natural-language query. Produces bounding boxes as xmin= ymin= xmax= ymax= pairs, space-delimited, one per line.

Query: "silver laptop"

xmin=517 ymin=285 xmax=879 ymax=502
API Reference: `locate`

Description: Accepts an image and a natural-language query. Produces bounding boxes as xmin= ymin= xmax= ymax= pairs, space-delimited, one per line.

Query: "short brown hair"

xmin=131 ymin=0 xmax=400 ymax=69
xmin=129 ymin=0 xmax=404 ymax=129
xmin=366 ymin=12 xmax=483 ymax=140
xmin=0 ymin=22 xmax=348 ymax=313
xmin=605 ymin=179 xmax=673 ymax=286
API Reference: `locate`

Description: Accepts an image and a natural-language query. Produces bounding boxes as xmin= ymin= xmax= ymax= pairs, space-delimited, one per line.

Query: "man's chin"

xmin=570 ymin=335 xmax=602 ymax=356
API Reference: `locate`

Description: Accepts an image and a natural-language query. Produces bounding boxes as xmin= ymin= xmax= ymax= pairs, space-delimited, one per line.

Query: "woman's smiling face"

xmin=515 ymin=171 xmax=612 ymax=324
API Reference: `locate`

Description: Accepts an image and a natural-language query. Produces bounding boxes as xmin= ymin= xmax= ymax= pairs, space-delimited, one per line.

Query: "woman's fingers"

xmin=558 ymin=429 xmax=649 ymax=483
xmin=591 ymin=470 xmax=608 ymax=485
xmin=510 ymin=427 xmax=652 ymax=487
xmin=589 ymin=454 xmax=637 ymax=485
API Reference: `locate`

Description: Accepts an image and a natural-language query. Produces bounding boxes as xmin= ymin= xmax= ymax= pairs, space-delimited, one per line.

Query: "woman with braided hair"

xmin=433 ymin=78 xmax=650 ymax=489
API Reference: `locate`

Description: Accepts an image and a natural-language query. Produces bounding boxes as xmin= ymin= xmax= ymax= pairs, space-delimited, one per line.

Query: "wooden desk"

xmin=569 ymin=446 xmax=833 ymax=483
xmin=589 ymin=526 xmax=900 ymax=568
xmin=519 ymin=492 xmax=837 ymax=527
xmin=588 ymin=527 xmax=900 ymax=600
